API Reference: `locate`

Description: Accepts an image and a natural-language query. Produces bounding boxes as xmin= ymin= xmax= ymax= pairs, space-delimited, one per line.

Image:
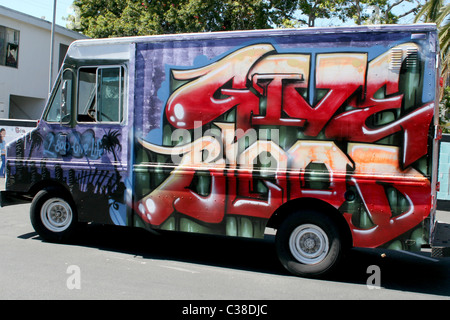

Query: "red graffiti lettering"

xmin=136 ymin=42 xmax=434 ymax=249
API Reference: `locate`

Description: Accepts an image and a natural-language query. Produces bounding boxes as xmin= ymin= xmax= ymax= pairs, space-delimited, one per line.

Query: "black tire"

xmin=275 ymin=210 xmax=344 ymax=278
xmin=30 ymin=189 xmax=78 ymax=242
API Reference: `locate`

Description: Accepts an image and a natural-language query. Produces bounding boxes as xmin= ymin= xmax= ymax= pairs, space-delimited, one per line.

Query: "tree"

xmin=68 ymin=0 xmax=296 ymax=38
xmin=67 ymin=0 xmax=166 ymax=38
xmin=336 ymin=0 xmax=420 ymax=25
xmin=439 ymin=86 xmax=450 ymax=132
xmin=163 ymin=0 xmax=275 ymax=32
xmin=292 ymin=0 xmax=338 ymax=27
xmin=101 ymin=129 xmax=122 ymax=162
xmin=415 ymin=0 xmax=450 ymax=61
xmin=382 ymin=0 xmax=421 ymax=24
xmin=279 ymin=0 xmax=421 ymax=28
xmin=415 ymin=0 xmax=446 ymax=22
xmin=414 ymin=1 xmax=450 ymax=127
xmin=26 ymin=129 xmax=43 ymax=159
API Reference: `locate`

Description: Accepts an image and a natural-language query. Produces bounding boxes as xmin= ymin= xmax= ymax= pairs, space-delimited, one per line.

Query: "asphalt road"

xmin=1 ymin=201 xmax=450 ymax=302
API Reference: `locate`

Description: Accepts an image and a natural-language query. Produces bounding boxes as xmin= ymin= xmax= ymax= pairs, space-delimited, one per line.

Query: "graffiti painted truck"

xmin=0 ymin=24 xmax=445 ymax=277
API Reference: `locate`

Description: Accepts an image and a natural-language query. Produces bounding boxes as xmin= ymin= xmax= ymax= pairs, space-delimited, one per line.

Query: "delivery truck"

xmin=0 ymin=24 xmax=446 ymax=277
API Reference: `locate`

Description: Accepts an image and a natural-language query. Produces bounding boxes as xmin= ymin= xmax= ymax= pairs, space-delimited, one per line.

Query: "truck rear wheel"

xmin=276 ymin=210 xmax=344 ymax=278
xmin=30 ymin=189 xmax=78 ymax=242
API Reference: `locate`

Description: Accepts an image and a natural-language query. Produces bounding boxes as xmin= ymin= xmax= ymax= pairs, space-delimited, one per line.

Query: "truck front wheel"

xmin=276 ymin=210 xmax=344 ymax=278
xmin=30 ymin=189 xmax=78 ymax=242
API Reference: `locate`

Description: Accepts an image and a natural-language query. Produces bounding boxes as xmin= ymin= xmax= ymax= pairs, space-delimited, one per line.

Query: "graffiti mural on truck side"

xmin=6 ymin=126 xmax=126 ymax=225
xmin=43 ymin=130 xmax=104 ymax=159
xmin=135 ymin=42 xmax=434 ymax=250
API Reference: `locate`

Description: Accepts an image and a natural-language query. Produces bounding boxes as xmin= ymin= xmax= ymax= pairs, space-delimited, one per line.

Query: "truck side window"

xmin=77 ymin=66 xmax=124 ymax=123
xmin=78 ymin=67 xmax=97 ymax=122
xmin=98 ymin=67 xmax=124 ymax=122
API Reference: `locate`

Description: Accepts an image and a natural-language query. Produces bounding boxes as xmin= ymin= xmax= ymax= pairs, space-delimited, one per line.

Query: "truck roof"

xmin=66 ymin=24 xmax=437 ymax=62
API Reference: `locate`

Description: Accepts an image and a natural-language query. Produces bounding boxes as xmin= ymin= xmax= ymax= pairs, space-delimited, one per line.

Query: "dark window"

xmin=0 ymin=25 xmax=20 ymax=68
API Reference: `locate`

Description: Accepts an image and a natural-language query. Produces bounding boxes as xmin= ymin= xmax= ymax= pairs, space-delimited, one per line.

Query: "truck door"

xmin=73 ymin=65 xmax=128 ymax=224
xmin=41 ymin=64 xmax=128 ymax=225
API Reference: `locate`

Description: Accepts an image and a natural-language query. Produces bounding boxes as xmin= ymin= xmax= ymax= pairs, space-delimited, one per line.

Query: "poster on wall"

xmin=0 ymin=121 xmax=37 ymax=177
xmin=1 ymin=123 xmax=36 ymax=145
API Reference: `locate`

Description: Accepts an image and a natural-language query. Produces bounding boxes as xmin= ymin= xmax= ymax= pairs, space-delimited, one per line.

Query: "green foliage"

xmin=280 ymin=0 xmax=420 ymax=28
xmin=415 ymin=0 xmax=450 ymax=61
xmin=67 ymin=0 xmax=424 ymax=38
xmin=68 ymin=0 xmax=295 ymax=38
xmin=335 ymin=0 xmax=420 ymax=25
xmin=414 ymin=0 xmax=450 ymax=124
xmin=440 ymin=86 xmax=450 ymax=133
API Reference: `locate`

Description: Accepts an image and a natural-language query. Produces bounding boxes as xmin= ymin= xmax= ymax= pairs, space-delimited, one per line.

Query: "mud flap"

xmin=431 ymin=222 xmax=450 ymax=257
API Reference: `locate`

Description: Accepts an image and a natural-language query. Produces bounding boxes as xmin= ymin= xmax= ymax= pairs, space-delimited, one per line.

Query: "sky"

xmin=0 ymin=0 xmax=74 ymax=27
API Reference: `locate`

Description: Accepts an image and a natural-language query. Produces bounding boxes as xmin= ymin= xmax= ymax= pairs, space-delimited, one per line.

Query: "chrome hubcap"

xmin=41 ymin=198 xmax=73 ymax=232
xmin=289 ymin=224 xmax=329 ymax=265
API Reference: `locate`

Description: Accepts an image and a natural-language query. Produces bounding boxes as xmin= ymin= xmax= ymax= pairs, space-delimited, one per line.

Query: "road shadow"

xmin=70 ymin=224 xmax=286 ymax=275
xmin=24 ymin=223 xmax=450 ymax=298
xmin=333 ymin=248 xmax=450 ymax=297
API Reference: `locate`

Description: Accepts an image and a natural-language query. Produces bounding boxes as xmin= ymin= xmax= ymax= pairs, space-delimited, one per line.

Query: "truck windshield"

xmin=44 ymin=70 xmax=72 ymax=123
xmin=45 ymin=80 xmax=62 ymax=122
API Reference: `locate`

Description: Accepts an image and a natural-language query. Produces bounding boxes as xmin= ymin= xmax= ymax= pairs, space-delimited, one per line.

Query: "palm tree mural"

xmin=101 ymin=129 xmax=122 ymax=162
xmin=27 ymin=129 xmax=43 ymax=159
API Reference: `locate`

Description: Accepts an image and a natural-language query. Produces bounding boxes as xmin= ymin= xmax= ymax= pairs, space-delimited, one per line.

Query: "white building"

xmin=0 ymin=5 xmax=88 ymax=120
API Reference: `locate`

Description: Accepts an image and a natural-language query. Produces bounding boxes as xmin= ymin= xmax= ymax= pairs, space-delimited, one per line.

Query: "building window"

xmin=0 ymin=25 xmax=20 ymax=68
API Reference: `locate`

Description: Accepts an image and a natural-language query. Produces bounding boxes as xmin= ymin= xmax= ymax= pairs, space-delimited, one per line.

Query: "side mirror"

xmin=61 ymin=80 xmax=68 ymax=111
